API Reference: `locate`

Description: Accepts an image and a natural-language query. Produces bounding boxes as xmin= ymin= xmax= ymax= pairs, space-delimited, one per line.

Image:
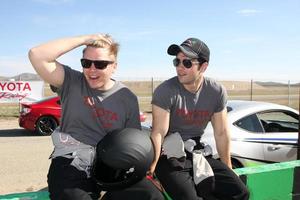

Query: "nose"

xmin=176 ymin=61 xmax=186 ymax=70
xmin=89 ymin=63 xmax=97 ymax=70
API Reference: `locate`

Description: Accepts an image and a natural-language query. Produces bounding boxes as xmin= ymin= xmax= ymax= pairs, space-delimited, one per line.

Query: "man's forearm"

xmin=29 ymin=35 xmax=90 ymax=64
xmin=149 ymin=132 xmax=163 ymax=174
xmin=216 ymin=133 xmax=232 ymax=168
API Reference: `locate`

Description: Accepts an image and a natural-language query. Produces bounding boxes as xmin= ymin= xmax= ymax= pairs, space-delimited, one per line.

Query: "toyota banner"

xmin=0 ymin=81 xmax=44 ymax=103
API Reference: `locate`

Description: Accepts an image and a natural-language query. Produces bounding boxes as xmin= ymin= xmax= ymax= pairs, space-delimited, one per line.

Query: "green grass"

xmin=0 ymin=103 xmax=20 ymax=117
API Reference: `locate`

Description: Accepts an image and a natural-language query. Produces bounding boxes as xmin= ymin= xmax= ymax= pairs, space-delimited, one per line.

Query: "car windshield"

xmin=257 ymin=111 xmax=298 ymax=132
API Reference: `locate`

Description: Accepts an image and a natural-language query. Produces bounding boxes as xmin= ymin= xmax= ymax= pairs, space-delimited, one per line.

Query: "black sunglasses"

xmin=173 ymin=58 xmax=199 ymax=69
xmin=80 ymin=58 xmax=114 ymax=70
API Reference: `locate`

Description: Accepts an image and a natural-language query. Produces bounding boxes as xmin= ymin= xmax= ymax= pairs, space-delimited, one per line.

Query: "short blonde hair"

xmin=83 ymin=34 xmax=120 ymax=58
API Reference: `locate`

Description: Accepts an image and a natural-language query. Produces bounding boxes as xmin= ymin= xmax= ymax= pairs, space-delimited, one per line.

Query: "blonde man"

xmin=29 ymin=34 xmax=163 ymax=200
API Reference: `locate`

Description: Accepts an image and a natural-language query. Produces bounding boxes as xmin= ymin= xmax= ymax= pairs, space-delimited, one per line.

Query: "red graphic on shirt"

xmin=83 ymin=96 xmax=118 ymax=128
xmin=176 ymin=108 xmax=211 ymax=126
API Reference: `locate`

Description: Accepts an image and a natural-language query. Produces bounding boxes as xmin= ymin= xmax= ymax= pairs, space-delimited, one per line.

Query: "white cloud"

xmin=32 ymin=0 xmax=73 ymax=5
xmin=231 ymin=37 xmax=261 ymax=44
xmin=117 ymin=30 xmax=163 ymax=41
xmin=0 ymin=52 xmax=81 ymax=77
xmin=0 ymin=56 xmax=35 ymax=77
xmin=237 ymin=9 xmax=262 ymax=16
xmin=31 ymin=14 xmax=96 ymax=28
xmin=222 ymin=50 xmax=233 ymax=54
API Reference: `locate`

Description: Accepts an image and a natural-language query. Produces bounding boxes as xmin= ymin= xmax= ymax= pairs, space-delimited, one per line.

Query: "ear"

xmin=112 ymin=62 xmax=118 ymax=73
xmin=199 ymin=62 xmax=208 ymax=73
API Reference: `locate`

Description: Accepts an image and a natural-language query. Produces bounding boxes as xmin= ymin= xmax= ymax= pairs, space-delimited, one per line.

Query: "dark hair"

xmin=197 ymin=57 xmax=207 ymax=65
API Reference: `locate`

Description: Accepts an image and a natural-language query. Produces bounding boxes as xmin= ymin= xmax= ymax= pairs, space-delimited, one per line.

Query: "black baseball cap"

xmin=167 ymin=38 xmax=210 ymax=62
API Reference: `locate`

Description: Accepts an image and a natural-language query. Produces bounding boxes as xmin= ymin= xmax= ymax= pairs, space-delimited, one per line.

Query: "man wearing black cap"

xmin=149 ymin=38 xmax=249 ymax=200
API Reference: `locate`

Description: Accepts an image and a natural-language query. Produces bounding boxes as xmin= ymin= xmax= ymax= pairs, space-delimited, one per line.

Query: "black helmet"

xmin=92 ymin=128 xmax=154 ymax=191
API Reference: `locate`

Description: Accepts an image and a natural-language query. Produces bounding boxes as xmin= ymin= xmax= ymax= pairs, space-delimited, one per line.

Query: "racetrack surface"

xmin=0 ymin=118 xmax=52 ymax=195
xmin=0 ymin=113 xmax=153 ymax=195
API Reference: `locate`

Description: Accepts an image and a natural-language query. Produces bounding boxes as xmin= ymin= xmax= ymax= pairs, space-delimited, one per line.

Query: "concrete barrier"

xmin=0 ymin=191 xmax=49 ymax=200
xmin=235 ymin=160 xmax=300 ymax=200
xmin=1 ymin=160 xmax=299 ymax=200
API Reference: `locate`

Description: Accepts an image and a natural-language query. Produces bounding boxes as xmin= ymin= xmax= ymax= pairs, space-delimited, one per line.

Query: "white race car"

xmin=201 ymin=100 xmax=299 ymax=168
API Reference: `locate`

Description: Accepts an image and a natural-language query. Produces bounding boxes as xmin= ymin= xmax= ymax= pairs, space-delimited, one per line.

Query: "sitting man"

xmin=149 ymin=37 xmax=250 ymax=200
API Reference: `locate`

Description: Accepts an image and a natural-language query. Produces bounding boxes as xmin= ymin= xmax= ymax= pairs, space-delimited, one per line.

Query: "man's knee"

xmin=62 ymin=188 xmax=96 ymax=200
xmin=104 ymin=190 xmax=164 ymax=200
xmin=195 ymin=176 xmax=215 ymax=198
xmin=238 ymin=186 xmax=250 ymax=200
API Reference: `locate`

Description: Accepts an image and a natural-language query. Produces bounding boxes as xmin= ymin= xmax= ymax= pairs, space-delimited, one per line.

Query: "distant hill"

xmin=255 ymin=81 xmax=300 ymax=87
xmin=1 ymin=74 xmax=299 ymax=87
xmin=0 ymin=73 xmax=42 ymax=81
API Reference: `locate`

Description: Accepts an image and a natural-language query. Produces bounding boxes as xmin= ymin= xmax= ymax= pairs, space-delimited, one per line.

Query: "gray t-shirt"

xmin=58 ymin=66 xmax=141 ymax=146
xmin=152 ymin=76 xmax=227 ymax=141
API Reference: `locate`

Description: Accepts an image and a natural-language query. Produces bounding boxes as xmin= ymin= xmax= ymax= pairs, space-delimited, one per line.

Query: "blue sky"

xmin=0 ymin=0 xmax=299 ymax=81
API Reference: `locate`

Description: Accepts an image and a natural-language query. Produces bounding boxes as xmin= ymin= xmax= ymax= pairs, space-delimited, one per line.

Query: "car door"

xmin=256 ymin=110 xmax=298 ymax=162
xmin=232 ymin=113 xmax=266 ymax=163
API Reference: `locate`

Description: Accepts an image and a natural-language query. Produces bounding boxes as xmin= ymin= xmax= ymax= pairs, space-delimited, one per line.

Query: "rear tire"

xmin=36 ymin=116 xmax=58 ymax=136
xmin=231 ymin=158 xmax=243 ymax=169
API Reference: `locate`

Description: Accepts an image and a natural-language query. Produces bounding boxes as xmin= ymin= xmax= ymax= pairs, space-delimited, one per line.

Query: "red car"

xmin=19 ymin=96 xmax=147 ymax=136
xmin=19 ymin=96 xmax=61 ymax=136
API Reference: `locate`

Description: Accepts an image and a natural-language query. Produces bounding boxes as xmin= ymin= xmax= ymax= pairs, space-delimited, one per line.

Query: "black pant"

xmin=156 ymin=156 xmax=249 ymax=200
xmin=48 ymin=157 xmax=165 ymax=200
xmin=48 ymin=157 xmax=100 ymax=200
xmin=103 ymin=178 xmax=165 ymax=200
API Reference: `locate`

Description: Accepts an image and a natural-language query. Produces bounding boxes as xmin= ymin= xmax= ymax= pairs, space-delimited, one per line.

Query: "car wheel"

xmin=231 ymin=158 xmax=243 ymax=169
xmin=36 ymin=116 xmax=58 ymax=136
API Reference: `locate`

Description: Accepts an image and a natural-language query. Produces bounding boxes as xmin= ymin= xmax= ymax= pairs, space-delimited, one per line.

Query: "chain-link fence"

xmin=0 ymin=78 xmax=299 ymax=117
xmin=125 ymin=78 xmax=300 ymax=112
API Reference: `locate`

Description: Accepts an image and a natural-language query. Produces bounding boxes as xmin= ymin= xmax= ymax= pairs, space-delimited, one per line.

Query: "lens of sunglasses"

xmin=81 ymin=59 xmax=113 ymax=70
xmin=173 ymin=58 xmax=193 ymax=69
xmin=81 ymin=59 xmax=92 ymax=68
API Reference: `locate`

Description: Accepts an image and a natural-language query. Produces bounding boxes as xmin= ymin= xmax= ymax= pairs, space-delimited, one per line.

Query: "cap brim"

xmin=167 ymin=44 xmax=181 ymax=56
xmin=167 ymin=44 xmax=198 ymax=59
